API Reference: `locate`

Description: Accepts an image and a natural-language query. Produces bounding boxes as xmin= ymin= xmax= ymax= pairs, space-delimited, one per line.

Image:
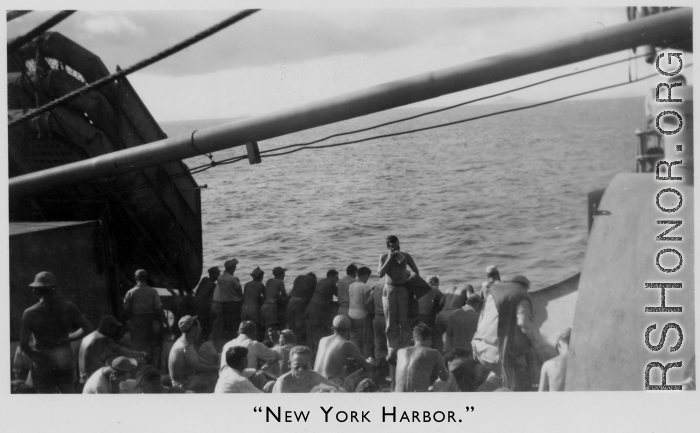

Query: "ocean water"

xmin=160 ymin=97 xmax=644 ymax=290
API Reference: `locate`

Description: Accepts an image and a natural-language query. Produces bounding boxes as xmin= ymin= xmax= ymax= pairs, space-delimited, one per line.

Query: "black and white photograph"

xmin=3 ymin=2 xmax=697 ymax=431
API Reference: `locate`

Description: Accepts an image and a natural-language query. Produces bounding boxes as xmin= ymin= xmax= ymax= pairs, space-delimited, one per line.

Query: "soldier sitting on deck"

xmin=272 ymin=346 xmax=344 ymax=393
xmin=394 ymin=322 xmax=450 ymax=392
xmin=169 ymin=315 xmax=219 ymax=393
xmin=314 ymin=315 xmax=375 ymax=392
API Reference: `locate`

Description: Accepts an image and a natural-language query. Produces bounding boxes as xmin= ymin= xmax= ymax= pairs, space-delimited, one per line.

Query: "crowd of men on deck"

xmin=13 ymin=235 xmax=576 ymax=394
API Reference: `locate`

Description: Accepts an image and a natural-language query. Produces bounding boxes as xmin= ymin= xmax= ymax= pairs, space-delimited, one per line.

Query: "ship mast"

xmin=9 ymin=8 xmax=692 ymax=199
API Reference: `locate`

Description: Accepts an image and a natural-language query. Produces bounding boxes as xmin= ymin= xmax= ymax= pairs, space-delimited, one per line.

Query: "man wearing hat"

xmin=472 ymin=274 xmax=542 ymax=391
xmin=261 ymin=266 xmax=288 ymax=330
xmin=242 ymin=267 xmax=266 ymax=340
xmin=194 ymin=266 xmax=221 ymax=341
xmin=169 ymin=315 xmax=219 ymax=393
xmin=314 ymin=315 xmax=375 ymax=392
xmin=286 ymin=272 xmax=317 ymax=347
xmin=481 ymin=265 xmax=501 ymax=298
xmin=122 ymin=269 xmax=169 ymax=362
xmin=79 ymin=315 xmax=147 ymax=384
xmin=83 ymin=356 xmax=138 ymax=393
xmin=210 ymin=258 xmax=243 ymax=350
xmin=20 ymin=271 xmax=93 ymax=393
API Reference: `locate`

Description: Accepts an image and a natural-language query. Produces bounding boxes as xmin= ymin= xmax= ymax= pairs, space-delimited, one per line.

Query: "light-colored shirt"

xmin=215 ymin=366 xmax=263 ymax=393
xmin=337 ymin=275 xmax=355 ymax=315
xmin=123 ymin=283 xmax=162 ymax=316
xmin=220 ymin=335 xmax=282 ymax=369
xmin=347 ymin=281 xmax=372 ymax=319
xmin=214 ymin=272 xmax=242 ymax=303
xmin=82 ymin=367 xmax=130 ymax=394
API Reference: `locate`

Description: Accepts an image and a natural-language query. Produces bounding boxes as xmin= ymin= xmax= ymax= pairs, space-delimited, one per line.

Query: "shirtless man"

xmin=539 ymin=327 xmax=571 ymax=392
xmin=378 ymin=235 xmax=420 ymax=361
xmin=272 ymin=346 xmax=343 ymax=393
xmin=314 ymin=315 xmax=375 ymax=392
xmin=394 ymin=322 xmax=449 ymax=392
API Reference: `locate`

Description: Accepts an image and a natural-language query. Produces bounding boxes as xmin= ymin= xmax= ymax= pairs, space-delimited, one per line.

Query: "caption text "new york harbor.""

xmin=253 ymin=406 xmax=475 ymax=423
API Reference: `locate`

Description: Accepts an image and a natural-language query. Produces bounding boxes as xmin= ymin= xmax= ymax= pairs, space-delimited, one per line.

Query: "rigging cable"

xmin=257 ymin=52 xmax=654 ymax=156
xmin=8 ymin=9 xmax=260 ymax=129
xmin=7 ymin=10 xmax=75 ymax=53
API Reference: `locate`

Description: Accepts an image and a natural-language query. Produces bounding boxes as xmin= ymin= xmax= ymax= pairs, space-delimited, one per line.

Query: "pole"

xmin=9 ymin=8 xmax=692 ymax=199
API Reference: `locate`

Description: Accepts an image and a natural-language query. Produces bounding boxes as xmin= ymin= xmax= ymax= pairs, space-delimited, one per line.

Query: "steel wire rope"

xmin=8 ymin=9 xmax=260 ymax=129
xmin=7 ymin=10 xmax=76 ymax=53
xmin=260 ymin=67 xmax=686 ymax=159
xmin=257 ymin=51 xmax=654 ymax=156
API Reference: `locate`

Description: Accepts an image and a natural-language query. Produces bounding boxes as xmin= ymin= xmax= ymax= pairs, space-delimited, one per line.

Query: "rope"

xmin=259 ymin=52 xmax=653 ymax=156
xmin=7 ymin=10 xmax=76 ymax=53
xmin=8 ymin=9 xmax=260 ymax=129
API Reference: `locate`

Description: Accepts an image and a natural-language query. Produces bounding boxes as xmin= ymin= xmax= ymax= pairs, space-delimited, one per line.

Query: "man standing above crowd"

xmin=287 ymin=272 xmax=317 ymax=346
xmin=314 ymin=315 xmax=375 ymax=392
xmin=210 ymin=259 xmax=243 ymax=350
xmin=261 ymin=267 xmax=288 ymax=331
xmin=242 ymin=267 xmax=266 ymax=340
xmin=169 ymin=315 xmax=219 ymax=393
xmin=79 ymin=315 xmax=147 ymax=385
xmin=305 ymin=269 xmax=340 ymax=357
xmin=347 ymin=266 xmax=374 ymax=357
xmin=194 ymin=266 xmax=220 ymax=341
xmin=337 ymin=264 xmax=357 ymax=317
xmin=20 ymin=271 xmax=93 ymax=393
xmin=122 ymin=269 xmax=169 ymax=363
xmin=272 ymin=346 xmax=343 ymax=393
xmin=472 ymin=275 xmax=541 ymax=391
xmin=394 ymin=323 xmax=449 ymax=392
xmin=378 ymin=235 xmax=420 ymax=362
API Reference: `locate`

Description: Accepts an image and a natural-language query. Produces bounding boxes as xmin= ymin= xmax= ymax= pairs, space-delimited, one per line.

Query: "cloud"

xmin=10 ymin=8 xmax=615 ymax=77
xmin=81 ymin=12 xmax=145 ymax=36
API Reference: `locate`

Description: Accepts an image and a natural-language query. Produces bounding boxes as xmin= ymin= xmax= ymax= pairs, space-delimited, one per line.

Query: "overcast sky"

xmin=6 ymin=6 xmax=694 ymax=121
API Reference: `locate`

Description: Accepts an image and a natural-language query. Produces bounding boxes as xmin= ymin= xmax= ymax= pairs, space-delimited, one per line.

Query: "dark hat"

xmin=224 ymin=259 xmax=239 ymax=269
xmin=178 ymin=315 xmax=199 ymax=332
xmin=250 ymin=266 xmax=264 ymax=278
xmin=272 ymin=266 xmax=287 ymax=277
xmin=207 ymin=266 xmax=220 ymax=274
xmin=29 ymin=271 xmax=56 ymax=288
xmin=99 ymin=315 xmax=123 ymax=328
xmin=135 ymin=269 xmax=148 ymax=279
xmin=106 ymin=356 xmax=138 ymax=372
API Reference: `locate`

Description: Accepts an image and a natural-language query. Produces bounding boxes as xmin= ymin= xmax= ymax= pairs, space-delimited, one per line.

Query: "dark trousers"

xmin=210 ymin=301 xmax=242 ymax=347
xmin=287 ymin=297 xmax=307 ymax=346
